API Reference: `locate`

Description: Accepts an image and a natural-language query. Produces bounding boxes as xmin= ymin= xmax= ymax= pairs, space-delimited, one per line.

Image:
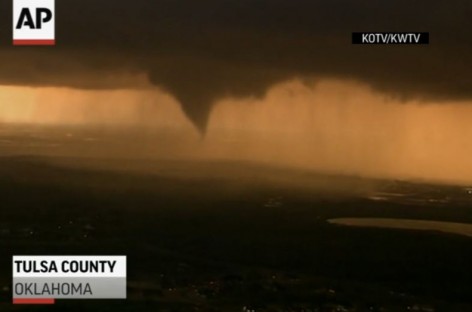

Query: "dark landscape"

xmin=2 ymin=1 xmax=472 ymax=311
xmin=0 ymin=126 xmax=471 ymax=311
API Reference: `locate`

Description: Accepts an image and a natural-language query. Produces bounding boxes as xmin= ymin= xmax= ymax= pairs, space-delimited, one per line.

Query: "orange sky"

xmin=1 ymin=79 xmax=472 ymax=184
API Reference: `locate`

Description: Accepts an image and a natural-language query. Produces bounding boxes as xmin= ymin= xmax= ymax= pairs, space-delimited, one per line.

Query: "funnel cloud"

xmin=0 ymin=1 xmax=471 ymax=131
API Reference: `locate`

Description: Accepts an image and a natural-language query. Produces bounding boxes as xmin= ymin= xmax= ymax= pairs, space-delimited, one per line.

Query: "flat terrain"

xmin=0 ymin=156 xmax=470 ymax=311
xmin=328 ymin=218 xmax=472 ymax=238
xmin=0 ymin=126 xmax=471 ymax=311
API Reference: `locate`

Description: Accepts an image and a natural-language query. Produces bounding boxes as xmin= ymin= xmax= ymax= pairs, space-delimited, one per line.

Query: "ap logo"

xmin=13 ymin=0 xmax=55 ymax=45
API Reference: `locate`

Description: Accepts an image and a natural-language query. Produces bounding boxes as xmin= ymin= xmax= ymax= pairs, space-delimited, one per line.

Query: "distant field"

xmin=1 ymin=153 xmax=472 ymax=311
xmin=328 ymin=218 xmax=472 ymax=238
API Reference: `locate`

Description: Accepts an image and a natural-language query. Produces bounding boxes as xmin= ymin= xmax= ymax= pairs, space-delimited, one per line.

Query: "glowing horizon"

xmin=1 ymin=78 xmax=472 ymax=185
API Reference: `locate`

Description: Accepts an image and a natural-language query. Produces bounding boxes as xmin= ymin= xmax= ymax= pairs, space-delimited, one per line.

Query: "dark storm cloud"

xmin=0 ymin=0 xmax=471 ymax=131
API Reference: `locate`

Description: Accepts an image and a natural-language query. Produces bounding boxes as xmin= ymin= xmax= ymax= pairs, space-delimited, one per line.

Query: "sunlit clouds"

xmin=0 ymin=86 xmax=191 ymax=128
xmin=1 ymin=78 xmax=472 ymax=184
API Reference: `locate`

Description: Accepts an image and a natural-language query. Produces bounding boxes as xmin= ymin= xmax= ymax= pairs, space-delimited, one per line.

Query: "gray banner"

xmin=13 ymin=277 xmax=126 ymax=299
